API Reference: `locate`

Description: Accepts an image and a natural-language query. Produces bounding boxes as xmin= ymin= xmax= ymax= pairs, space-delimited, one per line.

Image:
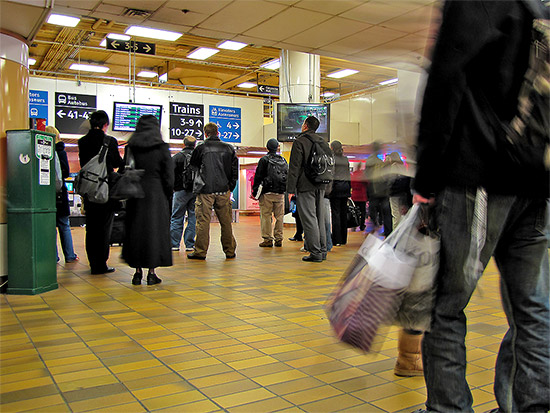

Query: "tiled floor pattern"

xmin=1 ymin=216 xmax=509 ymax=412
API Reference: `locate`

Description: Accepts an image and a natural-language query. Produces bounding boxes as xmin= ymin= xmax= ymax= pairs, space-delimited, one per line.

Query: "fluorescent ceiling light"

xmin=125 ymin=26 xmax=182 ymax=41
xmin=101 ymin=33 xmax=131 ymax=47
xmin=327 ymin=69 xmax=359 ymax=78
xmin=187 ymin=47 xmax=219 ymax=60
xmin=248 ymin=151 xmax=267 ymax=155
xmin=159 ymin=73 xmax=168 ymax=83
xmin=28 ymin=58 xmax=36 ymax=66
xmin=238 ymin=82 xmax=256 ymax=88
xmin=218 ymin=40 xmax=247 ymax=50
xmin=322 ymin=92 xmax=335 ymax=97
xmin=137 ymin=71 xmax=157 ymax=78
xmin=379 ymin=78 xmax=398 ymax=86
xmin=47 ymin=13 xmax=80 ymax=27
xmin=69 ymin=63 xmax=109 ymax=73
xmin=261 ymin=59 xmax=280 ymax=70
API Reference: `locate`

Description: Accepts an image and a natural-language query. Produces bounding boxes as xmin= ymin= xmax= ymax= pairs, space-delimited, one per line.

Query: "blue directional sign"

xmin=209 ymin=105 xmax=241 ymax=143
xmin=29 ymin=90 xmax=49 ymax=121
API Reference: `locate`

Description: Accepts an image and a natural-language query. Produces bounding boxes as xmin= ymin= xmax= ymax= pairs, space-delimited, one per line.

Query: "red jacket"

xmin=350 ymin=169 xmax=367 ymax=202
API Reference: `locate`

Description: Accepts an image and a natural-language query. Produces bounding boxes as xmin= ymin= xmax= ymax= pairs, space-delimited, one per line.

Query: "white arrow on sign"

xmin=143 ymin=44 xmax=152 ymax=53
xmin=195 ymin=130 xmax=202 ymax=137
xmin=233 ymin=122 xmax=239 ymax=129
xmin=196 ymin=119 xmax=203 ymax=127
xmin=234 ymin=133 xmax=240 ymax=140
xmin=111 ymin=40 xmax=119 ymax=49
xmin=57 ymin=109 xmax=66 ymax=118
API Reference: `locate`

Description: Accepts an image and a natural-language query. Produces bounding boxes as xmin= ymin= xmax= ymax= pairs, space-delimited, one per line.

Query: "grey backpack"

xmin=74 ymin=136 xmax=110 ymax=204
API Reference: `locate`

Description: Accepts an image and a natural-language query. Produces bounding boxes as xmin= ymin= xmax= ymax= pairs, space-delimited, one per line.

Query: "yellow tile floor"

xmin=1 ymin=216 xmax=508 ymax=412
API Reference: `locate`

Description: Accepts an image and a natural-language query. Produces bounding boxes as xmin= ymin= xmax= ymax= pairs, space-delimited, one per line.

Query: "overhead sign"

xmin=106 ymin=38 xmax=156 ymax=55
xmin=169 ymin=102 xmax=204 ymax=140
xmin=29 ymin=90 xmax=48 ymax=121
xmin=258 ymin=84 xmax=279 ymax=95
xmin=55 ymin=92 xmax=96 ymax=134
xmin=209 ymin=105 xmax=241 ymax=143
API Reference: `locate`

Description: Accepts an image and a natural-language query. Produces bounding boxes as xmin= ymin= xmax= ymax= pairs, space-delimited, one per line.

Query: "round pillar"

xmin=279 ymin=50 xmax=320 ymax=103
xmin=0 ymin=33 xmax=29 ymax=279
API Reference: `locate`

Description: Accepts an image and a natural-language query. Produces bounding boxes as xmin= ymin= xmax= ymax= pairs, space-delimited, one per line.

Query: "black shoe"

xmin=302 ymin=255 xmax=322 ymax=262
xmin=132 ymin=273 xmax=142 ymax=285
xmin=288 ymin=237 xmax=302 ymax=242
xmin=187 ymin=253 xmax=206 ymax=260
xmin=226 ymin=253 xmax=236 ymax=259
xmin=91 ymin=267 xmax=115 ymax=275
xmin=147 ymin=273 xmax=162 ymax=285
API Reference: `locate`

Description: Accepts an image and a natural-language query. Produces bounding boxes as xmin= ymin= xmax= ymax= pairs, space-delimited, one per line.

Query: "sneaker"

xmin=225 ymin=253 xmax=236 ymax=259
xmin=172 ymin=247 xmax=180 ymax=251
xmin=66 ymin=256 xmax=79 ymax=263
xmin=288 ymin=237 xmax=302 ymax=242
xmin=274 ymin=240 xmax=282 ymax=247
xmin=185 ymin=246 xmax=194 ymax=251
xmin=302 ymin=255 xmax=322 ymax=262
xmin=187 ymin=253 xmax=206 ymax=260
xmin=259 ymin=240 xmax=273 ymax=247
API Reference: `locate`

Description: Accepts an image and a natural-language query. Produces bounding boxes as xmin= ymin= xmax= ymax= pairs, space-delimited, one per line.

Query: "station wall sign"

xmin=209 ymin=105 xmax=241 ymax=143
xmin=258 ymin=85 xmax=279 ymax=95
xmin=169 ymin=102 xmax=204 ymax=140
xmin=106 ymin=38 xmax=156 ymax=55
xmin=55 ymin=92 xmax=97 ymax=134
xmin=29 ymin=90 xmax=49 ymax=122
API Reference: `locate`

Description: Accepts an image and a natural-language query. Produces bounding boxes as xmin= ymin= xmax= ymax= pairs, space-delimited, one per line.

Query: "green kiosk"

xmin=6 ymin=129 xmax=58 ymax=294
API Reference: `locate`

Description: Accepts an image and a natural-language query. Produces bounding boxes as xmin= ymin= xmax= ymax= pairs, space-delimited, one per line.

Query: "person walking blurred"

xmin=350 ymin=163 xmax=368 ymax=231
xmin=122 ymin=115 xmax=174 ymax=285
xmin=328 ymin=141 xmax=351 ymax=246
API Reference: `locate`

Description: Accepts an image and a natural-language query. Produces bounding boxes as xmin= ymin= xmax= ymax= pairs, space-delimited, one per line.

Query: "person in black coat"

xmin=46 ymin=126 xmax=78 ymax=263
xmin=328 ymin=141 xmax=351 ymax=246
xmin=78 ymin=110 xmax=124 ymax=274
xmin=122 ymin=115 xmax=174 ymax=285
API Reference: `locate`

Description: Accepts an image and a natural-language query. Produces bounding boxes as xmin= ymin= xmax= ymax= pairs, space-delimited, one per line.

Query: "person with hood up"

xmin=122 ymin=115 xmax=174 ymax=285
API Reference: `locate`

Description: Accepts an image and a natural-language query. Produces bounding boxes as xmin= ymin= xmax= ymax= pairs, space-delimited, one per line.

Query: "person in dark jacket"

xmin=122 ymin=115 xmax=174 ymax=285
xmin=187 ymin=122 xmax=238 ymax=260
xmin=364 ymin=141 xmax=392 ymax=236
xmin=78 ymin=110 xmax=124 ymax=274
xmin=47 ymin=125 xmax=78 ymax=263
xmin=252 ymin=138 xmax=288 ymax=247
xmin=170 ymin=136 xmax=197 ymax=252
xmin=328 ymin=141 xmax=351 ymax=246
xmin=413 ymin=1 xmax=549 ymax=412
xmin=287 ymin=116 xmax=330 ymax=262
xmin=350 ymin=164 xmax=368 ymax=231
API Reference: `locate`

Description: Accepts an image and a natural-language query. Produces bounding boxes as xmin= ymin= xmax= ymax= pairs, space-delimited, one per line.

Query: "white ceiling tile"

xmin=198 ymin=1 xmax=287 ymax=34
xmin=283 ymin=16 xmax=371 ymax=49
xmin=271 ymin=42 xmax=313 ymax=54
xmin=150 ymin=7 xmax=208 ymax=27
xmin=164 ymin=0 xmax=232 ymax=15
xmin=189 ymin=27 xmax=235 ymax=41
xmin=244 ymin=7 xmax=331 ymax=42
xmin=340 ymin=1 xmax=427 ymax=26
xmin=230 ymin=35 xmax=278 ymax=48
xmin=52 ymin=1 xmax=98 ymax=12
xmin=320 ymin=25 xmax=404 ymax=56
xmin=381 ymin=5 xmax=435 ymax=34
xmin=103 ymin=1 xmax=163 ymax=11
xmin=294 ymin=0 xmax=365 ymax=15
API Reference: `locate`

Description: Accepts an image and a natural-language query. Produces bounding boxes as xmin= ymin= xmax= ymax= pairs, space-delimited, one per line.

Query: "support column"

xmin=0 ymin=33 xmax=30 ymax=284
xmin=279 ymin=50 xmax=321 ymax=104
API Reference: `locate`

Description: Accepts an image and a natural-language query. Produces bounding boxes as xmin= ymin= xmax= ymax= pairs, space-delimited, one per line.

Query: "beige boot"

xmin=394 ymin=330 xmax=424 ymax=377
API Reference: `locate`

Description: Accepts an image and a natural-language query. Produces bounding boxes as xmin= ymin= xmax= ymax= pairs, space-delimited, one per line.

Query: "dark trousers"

xmin=330 ymin=197 xmax=349 ymax=245
xmin=354 ymin=201 xmax=367 ymax=230
xmin=293 ymin=212 xmax=303 ymax=240
xmin=84 ymin=200 xmax=114 ymax=273
xmin=368 ymin=196 xmax=393 ymax=236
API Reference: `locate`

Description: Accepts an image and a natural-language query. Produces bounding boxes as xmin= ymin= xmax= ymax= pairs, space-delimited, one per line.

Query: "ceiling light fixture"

xmin=125 ymin=25 xmax=182 ymax=41
xmin=238 ymin=82 xmax=256 ymax=88
xmin=187 ymin=47 xmax=219 ymax=60
xmin=261 ymin=59 xmax=280 ymax=70
xmin=101 ymin=33 xmax=131 ymax=47
xmin=379 ymin=78 xmax=398 ymax=86
xmin=137 ymin=71 xmax=157 ymax=78
xmin=69 ymin=63 xmax=109 ymax=73
xmin=218 ymin=40 xmax=247 ymax=50
xmin=28 ymin=58 xmax=36 ymax=66
xmin=248 ymin=151 xmax=267 ymax=155
xmin=321 ymin=92 xmax=335 ymax=97
xmin=327 ymin=69 xmax=359 ymax=78
xmin=47 ymin=13 xmax=80 ymax=27
xmin=159 ymin=73 xmax=168 ymax=83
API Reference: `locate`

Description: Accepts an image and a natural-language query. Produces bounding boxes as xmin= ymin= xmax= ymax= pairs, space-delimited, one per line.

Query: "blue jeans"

xmin=423 ymin=188 xmax=549 ymax=412
xmin=56 ymin=215 xmax=77 ymax=262
xmin=170 ymin=190 xmax=196 ymax=249
xmin=324 ymin=198 xmax=332 ymax=251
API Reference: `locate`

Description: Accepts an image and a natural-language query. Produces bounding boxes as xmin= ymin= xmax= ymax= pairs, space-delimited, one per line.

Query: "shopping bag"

xmin=109 ymin=147 xmax=145 ymax=201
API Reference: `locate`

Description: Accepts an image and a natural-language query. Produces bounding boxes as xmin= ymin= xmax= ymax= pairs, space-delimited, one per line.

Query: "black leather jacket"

xmin=190 ymin=136 xmax=238 ymax=194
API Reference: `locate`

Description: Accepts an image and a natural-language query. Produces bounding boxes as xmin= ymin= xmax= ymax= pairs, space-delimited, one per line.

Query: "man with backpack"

xmin=170 ymin=136 xmax=197 ymax=252
xmin=413 ymin=1 xmax=549 ymax=411
xmin=287 ymin=116 xmax=334 ymax=262
xmin=251 ymin=138 xmax=288 ymax=248
xmin=78 ymin=110 xmax=124 ymax=274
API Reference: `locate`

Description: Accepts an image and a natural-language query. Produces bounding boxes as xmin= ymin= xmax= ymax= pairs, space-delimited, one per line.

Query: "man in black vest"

xmin=78 ymin=110 xmax=124 ymax=274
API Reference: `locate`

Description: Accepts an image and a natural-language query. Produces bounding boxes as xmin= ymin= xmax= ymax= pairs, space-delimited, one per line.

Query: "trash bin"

xmin=6 ymin=129 xmax=58 ymax=294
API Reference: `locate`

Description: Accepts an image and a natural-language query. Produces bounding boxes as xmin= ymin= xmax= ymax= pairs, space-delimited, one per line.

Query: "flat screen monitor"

xmin=112 ymin=102 xmax=162 ymax=132
xmin=276 ymin=103 xmax=330 ymax=142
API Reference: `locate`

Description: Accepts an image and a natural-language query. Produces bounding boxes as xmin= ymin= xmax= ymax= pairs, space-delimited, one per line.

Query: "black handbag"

xmin=110 ymin=147 xmax=145 ymax=201
xmin=346 ymin=199 xmax=361 ymax=228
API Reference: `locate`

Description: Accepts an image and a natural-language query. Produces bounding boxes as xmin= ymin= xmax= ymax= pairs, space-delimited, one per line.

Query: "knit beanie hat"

xmin=266 ymin=138 xmax=279 ymax=152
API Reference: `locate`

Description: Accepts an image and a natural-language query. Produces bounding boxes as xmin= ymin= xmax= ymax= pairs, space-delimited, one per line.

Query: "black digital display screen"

xmin=112 ymin=102 xmax=162 ymax=132
xmin=276 ymin=103 xmax=330 ymax=142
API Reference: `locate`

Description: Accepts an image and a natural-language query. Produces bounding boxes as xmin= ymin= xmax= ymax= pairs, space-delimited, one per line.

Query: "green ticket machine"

xmin=7 ymin=129 xmax=58 ymax=294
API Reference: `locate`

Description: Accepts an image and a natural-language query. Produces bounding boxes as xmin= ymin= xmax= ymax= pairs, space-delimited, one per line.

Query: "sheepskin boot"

xmin=394 ymin=329 xmax=424 ymax=377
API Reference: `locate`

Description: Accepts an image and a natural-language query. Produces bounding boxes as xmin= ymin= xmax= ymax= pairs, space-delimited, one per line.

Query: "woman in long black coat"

xmin=122 ymin=115 xmax=174 ymax=285
xmin=328 ymin=141 xmax=351 ymax=246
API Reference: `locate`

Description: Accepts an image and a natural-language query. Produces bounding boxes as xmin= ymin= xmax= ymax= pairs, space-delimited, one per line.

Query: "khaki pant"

xmin=194 ymin=192 xmax=236 ymax=257
xmin=259 ymin=192 xmax=284 ymax=242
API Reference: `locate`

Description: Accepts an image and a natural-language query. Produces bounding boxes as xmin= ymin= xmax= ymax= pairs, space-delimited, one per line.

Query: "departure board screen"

xmin=112 ymin=102 xmax=162 ymax=132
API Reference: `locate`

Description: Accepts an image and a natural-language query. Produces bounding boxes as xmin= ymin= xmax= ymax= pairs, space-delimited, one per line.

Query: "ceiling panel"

xmin=319 ymin=26 xmax=405 ymax=56
xmin=150 ymin=7 xmax=209 ymax=26
xmin=340 ymin=1 xmax=413 ymax=26
xmin=381 ymin=5 xmax=434 ymax=34
xmin=293 ymin=0 xmax=364 ymax=15
xmin=102 ymin=1 xmax=163 ymax=10
xmin=164 ymin=0 xmax=232 ymax=16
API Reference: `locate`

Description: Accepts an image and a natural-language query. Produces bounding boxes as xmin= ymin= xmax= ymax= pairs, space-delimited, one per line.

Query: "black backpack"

xmin=181 ymin=151 xmax=194 ymax=191
xmin=304 ymin=134 xmax=334 ymax=185
xmin=264 ymin=155 xmax=288 ymax=192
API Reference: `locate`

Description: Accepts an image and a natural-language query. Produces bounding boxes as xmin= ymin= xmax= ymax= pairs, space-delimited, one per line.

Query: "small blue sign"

xmin=209 ymin=105 xmax=241 ymax=143
xmin=29 ymin=90 xmax=48 ymax=121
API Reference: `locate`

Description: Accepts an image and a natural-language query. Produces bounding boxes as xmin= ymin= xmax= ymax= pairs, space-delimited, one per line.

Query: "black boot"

xmin=147 ymin=272 xmax=162 ymax=285
xmin=132 ymin=271 xmax=142 ymax=285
